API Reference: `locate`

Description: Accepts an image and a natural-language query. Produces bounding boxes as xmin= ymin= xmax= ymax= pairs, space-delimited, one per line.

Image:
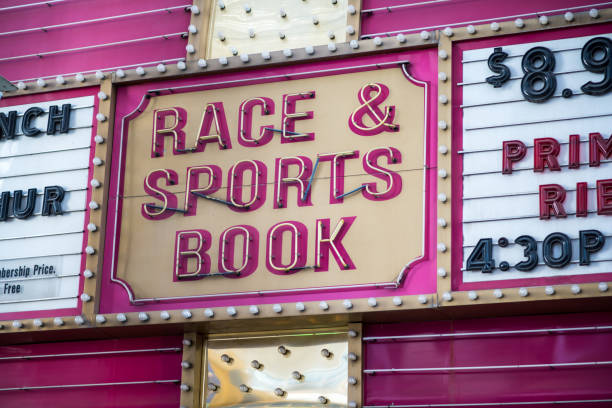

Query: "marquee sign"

xmin=0 ymin=95 xmax=95 ymax=314
xmin=453 ymin=29 xmax=612 ymax=289
xmin=109 ymin=60 xmax=428 ymax=304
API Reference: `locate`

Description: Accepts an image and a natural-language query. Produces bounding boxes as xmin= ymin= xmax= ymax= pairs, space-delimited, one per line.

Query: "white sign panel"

xmin=459 ymin=33 xmax=612 ymax=284
xmin=0 ymin=95 xmax=94 ymax=313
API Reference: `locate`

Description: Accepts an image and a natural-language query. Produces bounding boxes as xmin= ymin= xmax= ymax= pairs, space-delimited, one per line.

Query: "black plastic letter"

xmin=486 ymin=47 xmax=511 ymax=88
xmin=514 ymin=235 xmax=538 ymax=271
xmin=581 ymin=37 xmax=612 ymax=96
xmin=466 ymin=238 xmax=495 ymax=273
xmin=579 ymin=229 xmax=605 ymax=265
xmin=0 ymin=111 xmax=18 ymax=139
xmin=22 ymin=107 xmax=44 ymax=137
xmin=0 ymin=191 xmax=9 ymax=221
xmin=521 ymin=46 xmax=557 ymax=103
xmin=42 ymin=185 xmax=65 ymax=216
xmin=12 ymin=188 xmax=37 ymax=219
xmin=542 ymin=232 xmax=572 ymax=268
xmin=47 ymin=104 xmax=71 ymax=135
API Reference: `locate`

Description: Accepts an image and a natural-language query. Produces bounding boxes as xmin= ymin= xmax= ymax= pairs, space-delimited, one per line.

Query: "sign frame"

xmin=100 ymin=49 xmax=440 ymax=319
xmin=437 ymin=10 xmax=612 ymax=305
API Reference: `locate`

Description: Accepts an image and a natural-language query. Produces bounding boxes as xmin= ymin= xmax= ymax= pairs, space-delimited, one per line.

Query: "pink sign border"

xmin=100 ymin=49 xmax=439 ymax=313
xmin=451 ymin=23 xmax=612 ymax=291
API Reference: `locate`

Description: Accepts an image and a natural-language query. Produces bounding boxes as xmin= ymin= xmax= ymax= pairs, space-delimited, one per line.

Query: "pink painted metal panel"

xmin=0 ymin=0 xmax=191 ymax=82
xmin=360 ymin=0 xmax=605 ymax=37
xmin=364 ymin=312 xmax=612 ymax=406
xmin=99 ymin=49 xmax=439 ymax=313
xmin=0 ymin=335 xmax=182 ymax=408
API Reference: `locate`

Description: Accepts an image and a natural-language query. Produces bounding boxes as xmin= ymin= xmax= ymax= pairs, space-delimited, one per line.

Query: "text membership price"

xmin=486 ymin=37 xmax=612 ymax=102
xmin=466 ymin=230 xmax=606 ymax=273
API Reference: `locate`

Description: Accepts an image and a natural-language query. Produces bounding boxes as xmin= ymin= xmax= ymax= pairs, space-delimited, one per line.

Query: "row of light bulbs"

xmin=440 ymin=282 xmax=609 ymax=302
xmin=9 ymin=281 xmax=606 ymax=329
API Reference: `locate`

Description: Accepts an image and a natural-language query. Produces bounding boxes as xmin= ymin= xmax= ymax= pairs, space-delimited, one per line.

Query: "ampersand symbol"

xmin=348 ymin=83 xmax=399 ymax=136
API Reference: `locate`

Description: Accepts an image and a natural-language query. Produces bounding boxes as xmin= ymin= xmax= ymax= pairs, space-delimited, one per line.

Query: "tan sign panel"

xmin=116 ymin=66 xmax=425 ymax=301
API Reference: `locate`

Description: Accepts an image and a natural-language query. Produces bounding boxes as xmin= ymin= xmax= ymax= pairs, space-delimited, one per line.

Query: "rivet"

xmin=467 ymin=25 xmax=476 ymax=34
xmin=515 ymin=18 xmax=525 ymax=28
xmin=545 ymin=286 xmax=555 ymax=295
xmin=442 ymin=292 xmax=453 ymax=301
xmin=468 ymin=291 xmax=478 ymax=300
xmin=490 ymin=22 xmax=500 ymax=31
xmin=518 ymin=287 xmax=529 ymax=297
xmin=493 ymin=289 xmax=503 ymax=299
xmin=393 ymin=296 xmax=403 ymax=306
xmin=437 ymin=268 xmax=447 ymax=277
xmin=443 ymin=27 xmax=453 ymax=37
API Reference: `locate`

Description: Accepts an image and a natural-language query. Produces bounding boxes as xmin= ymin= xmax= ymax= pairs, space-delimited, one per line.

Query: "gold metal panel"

xmin=206 ymin=0 xmax=351 ymax=58
xmin=205 ymin=332 xmax=348 ymax=408
xmin=117 ymin=67 xmax=426 ymax=300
